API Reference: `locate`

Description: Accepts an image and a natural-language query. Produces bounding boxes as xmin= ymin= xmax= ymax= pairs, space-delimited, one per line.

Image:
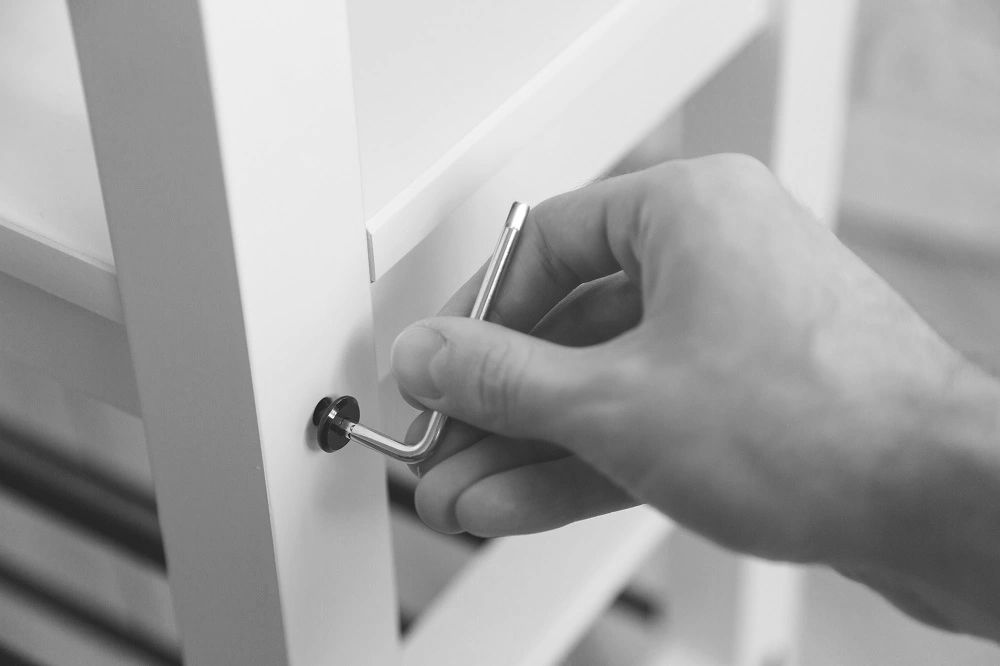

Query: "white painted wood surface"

xmin=365 ymin=0 xmax=769 ymax=476
xmin=0 ymin=0 xmax=857 ymax=661
xmin=404 ymin=507 xmax=671 ymax=666
xmin=364 ymin=0 xmax=770 ymax=278
xmin=732 ymin=2 xmax=858 ymax=665
xmin=0 ymin=0 xmax=767 ymax=298
xmin=0 ymin=352 xmax=150 ymax=489
xmin=0 ymin=220 xmax=120 ymax=323
xmin=391 ymin=509 xmax=474 ymax=620
xmin=770 ymin=0 xmax=858 ymax=226
xmin=68 ymin=2 xmax=398 ymax=665
xmin=0 ymin=0 xmax=111 ymax=267
xmin=0 ymin=270 xmax=137 ymax=416
xmin=678 ymin=1 xmax=857 ymax=663
xmin=681 ymin=13 xmax=799 ymax=666
xmin=0 ymin=1 xmax=119 ymax=323
xmin=349 ymin=0 xmax=620 ymax=217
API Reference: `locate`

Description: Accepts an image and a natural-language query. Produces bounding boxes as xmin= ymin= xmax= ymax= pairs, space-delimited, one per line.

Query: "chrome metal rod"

xmin=314 ymin=202 xmax=529 ymax=462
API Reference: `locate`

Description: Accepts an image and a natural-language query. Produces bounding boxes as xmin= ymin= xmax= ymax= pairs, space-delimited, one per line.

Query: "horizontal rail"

xmin=387 ymin=474 xmax=663 ymax=634
xmin=403 ymin=506 xmax=671 ymax=665
xmin=0 ymin=421 xmax=163 ymax=568
xmin=0 ymin=269 xmax=139 ymax=416
xmin=0 ymin=554 xmax=178 ymax=666
xmin=365 ymin=0 xmax=770 ymax=279
xmin=0 ymin=218 xmax=121 ymax=323
xmin=0 ymin=641 xmax=40 ymax=666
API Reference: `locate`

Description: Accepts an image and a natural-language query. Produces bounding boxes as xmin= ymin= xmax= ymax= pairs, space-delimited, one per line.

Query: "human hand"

xmin=390 ymin=154 xmax=976 ymax=570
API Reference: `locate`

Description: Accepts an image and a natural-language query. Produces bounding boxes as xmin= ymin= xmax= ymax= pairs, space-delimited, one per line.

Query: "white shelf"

xmin=404 ymin=507 xmax=672 ymax=666
xmin=0 ymin=0 xmax=769 ymax=309
xmin=0 ymin=0 xmax=768 ymax=426
xmin=349 ymin=0 xmax=622 ymax=217
xmin=0 ymin=1 xmax=117 ymax=320
xmin=362 ymin=0 xmax=771 ymax=278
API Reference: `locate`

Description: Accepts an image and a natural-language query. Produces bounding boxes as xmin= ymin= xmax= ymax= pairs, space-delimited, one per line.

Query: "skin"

xmin=389 ymin=154 xmax=1000 ymax=642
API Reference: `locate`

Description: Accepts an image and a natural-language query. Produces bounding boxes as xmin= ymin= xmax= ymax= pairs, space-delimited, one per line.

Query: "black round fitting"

xmin=312 ymin=395 xmax=360 ymax=453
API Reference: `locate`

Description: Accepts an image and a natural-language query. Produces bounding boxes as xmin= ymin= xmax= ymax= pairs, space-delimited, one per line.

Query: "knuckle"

xmin=701 ymin=154 xmax=769 ymax=193
xmin=679 ymin=153 xmax=772 ymax=196
xmin=646 ymin=159 xmax=697 ymax=195
xmin=473 ymin=340 xmax=528 ymax=432
xmin=712 ymin=152 xmax=769 ymax=178
xmin=576 ymin=347 xmax=648 ymax=439
xmin=652 ymin=154 xmax=779 ymax=236
xmin=604 ymin=352 xmax=652 ymax=403
xmin=708 ymin=154 xmax=777 ymax=203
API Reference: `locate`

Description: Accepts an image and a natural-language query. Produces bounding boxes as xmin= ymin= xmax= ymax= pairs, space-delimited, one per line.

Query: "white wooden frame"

xmin=68 ymin=2 xmax=397 ymax=664
xmin=0 ymin=0 xmax=855 ymax=663
xmin=687 ymin=2 xmax=858 ymax=664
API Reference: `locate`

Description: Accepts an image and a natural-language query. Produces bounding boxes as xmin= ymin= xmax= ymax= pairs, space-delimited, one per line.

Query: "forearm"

xmin=862 ymin=358 xmax=1000 ymax=641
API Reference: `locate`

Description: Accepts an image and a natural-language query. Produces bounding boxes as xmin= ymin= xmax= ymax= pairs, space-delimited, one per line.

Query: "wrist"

xmin=860 ymin=356 xmax=1000 ymax=633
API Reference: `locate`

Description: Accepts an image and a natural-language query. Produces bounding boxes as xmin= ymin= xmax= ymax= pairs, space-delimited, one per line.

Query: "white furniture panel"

xmin=0 ymin=0 xmax=858 ymax=663
xmin=369 ymin=0 xmax=770 ymax=382
xmin=362 ymin=0 xmax=770 ymax=278
xmin=69 ymin=2 xmax=399 ymax=664
xmin=391 ymin=509 xmax=474 ymax=621
xmin=404 ymin=507 xmax=671 ymax=666
xmin=0 ymin=0 xmax=769 ymax=309
xmin=0 ymin=0 xmax=116 ymax=320
xmin=0 ymin=353 xmax=148 ymax=488
xmin=0 ymin=271 xmax=137 ymax=416
xmin=349 ymin=0 xmax=619 ymax=216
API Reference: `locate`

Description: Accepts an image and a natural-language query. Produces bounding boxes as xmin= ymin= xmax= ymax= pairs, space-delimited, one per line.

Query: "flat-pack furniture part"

xmin=0 ymin=0 xmax=856 ymax=663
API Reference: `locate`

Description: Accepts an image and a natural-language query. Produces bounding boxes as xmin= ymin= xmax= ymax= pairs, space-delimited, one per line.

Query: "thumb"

xmin=391 ymin=317 xmax=606 ymax=444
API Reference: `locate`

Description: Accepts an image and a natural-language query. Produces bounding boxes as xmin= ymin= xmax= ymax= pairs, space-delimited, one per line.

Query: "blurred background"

xmin=1 ymin=1 xmax=999 ymax=664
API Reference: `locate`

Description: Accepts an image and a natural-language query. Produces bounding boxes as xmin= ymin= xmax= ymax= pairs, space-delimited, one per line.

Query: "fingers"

xmin=436 ymin=154 xmax=777 ymax=334
xmin=398 ymin=271 xmax=641 ymax=408
xmin=401 ymin=272 xmax=642 ymax=477
xmin=391 ymin=316 xmax=616 ymax=445
xmin=414 ymin=435 xmax=635 ymax=535
xmin=439 ymin=173 xmax=650 ymax=334
xmin=394 ymin=165 xmax=661 ymax=421
xmin=534 ymin=271 xmax=642 ymax=347
xmin=835 ymin=565 xmax=959 ymax=633
xmin=413 ymin=435 xmax=569 ymax=533
xmin=454 ymin=457 xmax=637 ymax=537
xmin=403 ymin=412 xmax=485 ymax=478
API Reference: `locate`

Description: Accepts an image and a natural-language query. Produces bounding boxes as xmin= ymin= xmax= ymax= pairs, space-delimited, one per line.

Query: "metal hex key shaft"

xmin=312 ymin=202 xmax=529 ymax=462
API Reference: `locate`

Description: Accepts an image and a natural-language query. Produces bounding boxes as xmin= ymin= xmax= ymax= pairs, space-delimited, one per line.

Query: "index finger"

xmin=439 ymin=170 xmax=648 ymax=332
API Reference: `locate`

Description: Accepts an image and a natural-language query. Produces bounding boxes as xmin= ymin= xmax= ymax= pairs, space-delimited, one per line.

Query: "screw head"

xmin=313 ymin=395 xmax=360 ymax=452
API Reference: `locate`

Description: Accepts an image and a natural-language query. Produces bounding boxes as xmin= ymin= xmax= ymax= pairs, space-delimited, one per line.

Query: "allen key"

xmin=312 ymin=201 xmax=529 ymax=462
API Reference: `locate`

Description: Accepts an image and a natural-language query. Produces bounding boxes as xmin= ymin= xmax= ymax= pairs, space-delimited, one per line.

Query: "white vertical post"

xmin=769 ymin=0 xmax=858 ymax=227
xmin=683 ymin=16 xmax=780 ymax=164
xmin=684 ymin=27 xmax=793 ymax=666
xmin=732 ymin=2 xmax=858 ymax=666
xmin=68 ymin=2 xmax=399 ymax=664
xmin=685 ymin=1 xmax=857 ymax=664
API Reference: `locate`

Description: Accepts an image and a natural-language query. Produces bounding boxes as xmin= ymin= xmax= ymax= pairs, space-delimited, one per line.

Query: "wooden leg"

xmin=68 ymin=2 xmax=399 ymax=663
xmin=684 ymin=1 xmax=858 ymax=664
xmin=734 ymin=2 xmax=858 ymax=665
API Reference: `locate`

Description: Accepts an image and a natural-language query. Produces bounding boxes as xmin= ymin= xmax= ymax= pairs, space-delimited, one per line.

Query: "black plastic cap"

xmin=313 ymin=395 xmax=360 ymax=453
